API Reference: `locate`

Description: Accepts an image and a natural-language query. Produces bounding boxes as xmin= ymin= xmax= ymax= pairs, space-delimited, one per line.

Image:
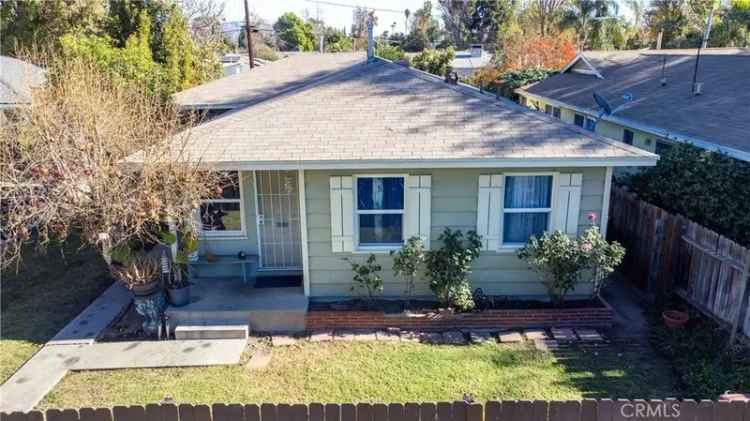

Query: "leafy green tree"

xmin=646 ymin=0 xmax=689 ymax=47
xmin=273 ymin=12 xmax=315 ymax=51
xmin=0 ymin=0 xmax=105 ymax=54
xmin=624 ymin=143 xmax=750 ymax=247
xmin=412 ymin=47 xmax=456 ymax=76
xmin=375 ymin=42 xmax=406 ymax=60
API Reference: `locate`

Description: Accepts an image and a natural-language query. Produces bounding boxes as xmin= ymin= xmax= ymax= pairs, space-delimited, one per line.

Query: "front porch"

xmin=166 ymin=277 xmax=309 ymax=333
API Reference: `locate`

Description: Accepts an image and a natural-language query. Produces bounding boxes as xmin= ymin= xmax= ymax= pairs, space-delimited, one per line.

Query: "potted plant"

xmin=110 ymin=253 xmax=161 ymax=296
xmin=662 ymin=310 xmax=689 ymax=329
xmin=167 ymin=226 xmax=199 ymax=307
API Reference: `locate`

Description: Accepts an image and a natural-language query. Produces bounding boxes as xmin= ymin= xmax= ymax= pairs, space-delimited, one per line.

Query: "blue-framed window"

xmin=623 ymin=129 xmax=634 ymax=145
xmin=356 ymin=176 xmax=405 ymax=248
xmin=574 ymin=114 xmax=584 ymax=127
xmin=584 ymin=117 xmax=597 ymax=131
xmin=503 ymin=175 xmax=553 ymax=244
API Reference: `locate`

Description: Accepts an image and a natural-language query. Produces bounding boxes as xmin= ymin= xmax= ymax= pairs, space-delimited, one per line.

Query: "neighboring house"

xmin=450 ymin=44 xmax=493 ymax=77
xmin=162 ymin=52 xmax=656 ymax=303
xmin=0 ymin=55 xmax=46 ymax=110
xmin=173 ymin=52 xmax=364 ymax=115
xmin=516 ymin=49 xmax=750 ymax=162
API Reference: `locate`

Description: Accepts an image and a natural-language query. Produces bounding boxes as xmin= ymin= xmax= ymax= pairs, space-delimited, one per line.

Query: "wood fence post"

xmin=729 ymin=257 xmax=750 ymax=345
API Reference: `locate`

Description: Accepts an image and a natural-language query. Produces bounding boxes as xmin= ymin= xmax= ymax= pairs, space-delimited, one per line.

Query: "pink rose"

xmin=587 ymin=212 xmax=598 ymax=223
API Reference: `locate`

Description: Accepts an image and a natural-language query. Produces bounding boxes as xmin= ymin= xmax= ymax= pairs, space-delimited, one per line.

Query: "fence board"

xmin=608 ymin=186 xmax=750 ymax=339
xmin=5 ymin=400 xmax=750 ymax=421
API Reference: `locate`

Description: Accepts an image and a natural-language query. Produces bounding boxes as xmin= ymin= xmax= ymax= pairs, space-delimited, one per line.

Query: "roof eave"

xmin=517 ymin=90 xmax=750 ymax=163
xmin=198 ymin=156 xmax=658 ymax=171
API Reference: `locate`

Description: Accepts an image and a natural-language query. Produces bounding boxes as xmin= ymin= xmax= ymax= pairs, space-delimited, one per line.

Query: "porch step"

xmin=174 ymin=323 xmax=249 ymax=340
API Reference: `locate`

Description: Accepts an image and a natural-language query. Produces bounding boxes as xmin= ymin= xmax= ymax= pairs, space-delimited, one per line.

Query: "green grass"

xmin=0 ymin=239 xmax=112 ymax=383
xmin=39 ymin=340 xmax=677 ymax=409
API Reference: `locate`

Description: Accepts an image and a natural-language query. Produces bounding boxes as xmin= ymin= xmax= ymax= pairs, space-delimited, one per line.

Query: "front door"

xmin=254 ymin=170 xmax=303 ymax=270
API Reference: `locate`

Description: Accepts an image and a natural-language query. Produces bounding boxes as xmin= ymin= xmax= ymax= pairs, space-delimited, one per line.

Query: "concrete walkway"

xmin=0 ymin=282 xmax=246 ymax=413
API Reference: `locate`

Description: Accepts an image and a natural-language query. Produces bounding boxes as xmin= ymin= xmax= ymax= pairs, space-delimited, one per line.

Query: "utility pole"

xmin=690 ymin=5 xmax=714 ymax=94
xmin=243 ymin=0 xmax=254 ymax=69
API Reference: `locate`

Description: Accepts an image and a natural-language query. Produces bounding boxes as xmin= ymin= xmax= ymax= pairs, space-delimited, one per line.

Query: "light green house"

xmin=173 ymin=53 xmax=657 ymax=309
xmin=516 ymin=49 xmax=750 ymax=163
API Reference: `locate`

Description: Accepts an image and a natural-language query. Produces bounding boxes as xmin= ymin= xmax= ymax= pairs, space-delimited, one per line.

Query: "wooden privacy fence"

xmin=607 ymin=186 xmax=750 ymax=338
xmin=2 ymin=400 xmax=749 ymax=421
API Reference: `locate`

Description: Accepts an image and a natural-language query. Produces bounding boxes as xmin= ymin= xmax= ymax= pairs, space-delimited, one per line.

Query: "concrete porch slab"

xmin=166 ymin=279 xmax=308 ymax=333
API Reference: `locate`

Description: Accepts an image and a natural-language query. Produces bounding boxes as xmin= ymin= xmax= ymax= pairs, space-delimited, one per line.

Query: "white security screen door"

xmin=254 ymin=170 xmax=303 ymax=270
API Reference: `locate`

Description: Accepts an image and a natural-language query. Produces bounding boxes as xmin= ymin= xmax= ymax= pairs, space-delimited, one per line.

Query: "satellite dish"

xmin=593 ymin=92 xmax=612 ymax=116
xmin=593 ymin=91 xmax=634 ymax=119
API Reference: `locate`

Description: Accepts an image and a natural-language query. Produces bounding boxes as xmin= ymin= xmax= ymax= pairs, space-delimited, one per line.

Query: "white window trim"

xmin=353 ymin=174 xmax=408 ymax=252
xmin=198 ymin=171 xmax=247 ymax=238
xmin=498 ymin=172 xmax=559 ymax=250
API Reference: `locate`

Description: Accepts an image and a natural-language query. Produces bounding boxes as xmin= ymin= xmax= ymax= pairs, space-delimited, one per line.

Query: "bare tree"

xmin=1 ymin=53 xmax=218 ymax=270
xmin=179 ymin=0 xmax=226 ymax=46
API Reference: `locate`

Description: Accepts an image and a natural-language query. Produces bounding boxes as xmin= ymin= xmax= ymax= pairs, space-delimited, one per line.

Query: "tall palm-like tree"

xmin=404 ymin=8 xmax=411 ymax=34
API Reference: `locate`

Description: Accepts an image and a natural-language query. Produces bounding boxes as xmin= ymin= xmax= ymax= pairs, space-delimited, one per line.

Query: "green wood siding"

xmin=305 ymin=168 xmax=607 ymax=298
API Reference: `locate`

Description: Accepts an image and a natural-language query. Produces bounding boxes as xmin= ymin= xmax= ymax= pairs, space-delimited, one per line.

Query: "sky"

xmin=223 ymin=0 xmax=439 ymax=34
xmin=223 ymin=0 xmax=636 ymax=35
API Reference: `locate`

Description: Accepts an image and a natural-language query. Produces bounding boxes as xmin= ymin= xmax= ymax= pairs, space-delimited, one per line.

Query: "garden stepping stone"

xmin=575 ymin=329 xmax=604 ymax=342
xmin=353 ymin=331 xmax=377 ymax=341
xmin=442 ymin=331 xmax=467 ymax=344
xmin=523 ymin=330 xmax=549 ymax=341
xmin=246 ymin=347 xmax=272 ymax=370
xmin=308 ymin=331 xmax=333 ymax=342
xmin=551 ymin=328 xmax=577 ymax=341
xmin=469 ymin=331 xmax=490 ymax=344
xmin=498 ymin=332 xmax=524 ymax=343
xmin=271 ymin=335 xmax=297 ymax=347
xmin=420 ymin=332 xmax=444 ymax=344
xmin=399 ymin=330 xmax=421 ymax=342
xmin=333 ymin=331 xmax=357 ymax=341
xmin=376 ymin=330 xmax=400 ymax=342
xmin=533 ymin=339 xmax=559 ymax=352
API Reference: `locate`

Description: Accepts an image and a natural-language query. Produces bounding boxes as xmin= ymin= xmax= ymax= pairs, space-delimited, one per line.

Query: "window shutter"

xmin=406 ymin=175 xmax=432 ymax=249
xmin=330 ymin=176 xmax=354 ymax=252
xmin=476 ymin=175 xmax=504 ymax=250
xmin=555 ymin=173 xmax=583 ymax=236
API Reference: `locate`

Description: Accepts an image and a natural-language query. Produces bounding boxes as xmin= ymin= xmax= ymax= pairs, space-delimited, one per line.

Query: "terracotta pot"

xmin=662 ymin=310 xmax=689 ymax=329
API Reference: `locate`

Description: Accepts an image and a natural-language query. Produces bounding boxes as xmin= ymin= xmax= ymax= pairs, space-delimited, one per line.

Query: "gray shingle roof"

xmin=172 ymin=52 xmax=366 ymax=110
xmin=170 ymin=59 xmax=655 ymax=168
xmin=0 ymin=56 xmax=46 ymax=107
xmin=521 ymin=48 xmax=750 ymax=158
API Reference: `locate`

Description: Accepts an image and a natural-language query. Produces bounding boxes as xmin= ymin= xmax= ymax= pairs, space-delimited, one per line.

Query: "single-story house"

xmin=173 ymin=52 xmax=364 ymax=115
xmin=516 ymin=48 xmax=750 ymax=162
xmin=164 ymin=49 xmax=657 ymax=308
xmin=450 ymin=44 xmax=493 ymax=77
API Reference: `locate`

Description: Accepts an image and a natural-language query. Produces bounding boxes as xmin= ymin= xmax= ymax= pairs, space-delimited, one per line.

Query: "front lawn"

xmin=0 ymin=239 xmax=112 ymax=383
xmin=40 ymin=340 xmax=676 ymax=409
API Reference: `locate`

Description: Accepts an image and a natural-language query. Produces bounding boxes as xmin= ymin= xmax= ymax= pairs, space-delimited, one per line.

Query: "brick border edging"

xmin=306 ymin=297 xmax=614 ymax=331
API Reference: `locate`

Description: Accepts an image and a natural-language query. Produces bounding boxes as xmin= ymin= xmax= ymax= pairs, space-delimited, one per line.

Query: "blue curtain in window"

xmin=504 ymin=176 xmax=552 ymax=208
xmin=357 ymin=177 xmax=404 ymax=210
xmin=504 ymin=213 xmax=549 ymax=243
xmin=503 ymin=175 xmax=552 ymax=243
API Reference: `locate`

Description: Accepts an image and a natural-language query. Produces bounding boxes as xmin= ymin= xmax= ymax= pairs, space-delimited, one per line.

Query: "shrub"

xmin=411 ymin=47 xmax=455 ymax=77
xmin=517 ymin=226 xmax=625 ymax=304
xmin=649 ymin=305 xmax=750 ymax=398
xmin=390 ymin=236 xmax=426 ymax=305
xmin=375 ymin=42 xmax=405 ymax=61
xmin=424 ymin=228 xmax=482 ymax=311
xmin=623 ymin=143 xmax=750 ymax=247
xmin=345 ymin=254 xmax=383 ymax=303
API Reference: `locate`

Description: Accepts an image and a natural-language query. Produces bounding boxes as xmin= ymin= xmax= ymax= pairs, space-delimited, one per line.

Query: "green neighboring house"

xmin=516 ymin=48 xmax=750 ymax=163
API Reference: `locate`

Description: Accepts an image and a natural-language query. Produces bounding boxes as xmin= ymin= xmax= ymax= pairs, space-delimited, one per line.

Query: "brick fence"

xmin=306 ymin=305 xmax=613 ymax=331
xmin=5 ymin=399 xmax=747 ymax=421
